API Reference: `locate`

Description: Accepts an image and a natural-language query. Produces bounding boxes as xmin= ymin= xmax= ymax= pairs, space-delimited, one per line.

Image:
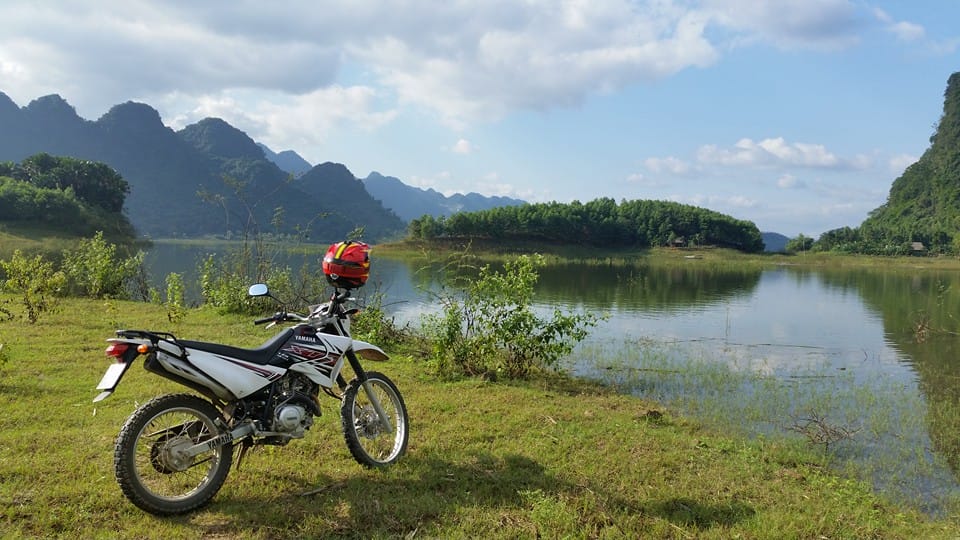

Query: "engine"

xmin=228 ymin=373 xmax=321 ymax=444
xmin=269 ymin=373 xmax=319 ymax=438
xmin=274 ymin=404 xmax=310 ymax=435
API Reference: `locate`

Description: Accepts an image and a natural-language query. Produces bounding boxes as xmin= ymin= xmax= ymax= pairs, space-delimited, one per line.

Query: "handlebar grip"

xmin=254 ymin=316 xmax=275 ymax=325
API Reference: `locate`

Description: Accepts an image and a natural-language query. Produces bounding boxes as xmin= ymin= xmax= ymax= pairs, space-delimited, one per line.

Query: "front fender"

xmin=352 ymin=339 xmax=389 ymax=361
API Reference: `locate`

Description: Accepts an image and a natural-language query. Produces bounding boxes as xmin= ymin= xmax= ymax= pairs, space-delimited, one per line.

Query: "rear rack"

xmin=115 ymin=329 xmax=184 ymax=355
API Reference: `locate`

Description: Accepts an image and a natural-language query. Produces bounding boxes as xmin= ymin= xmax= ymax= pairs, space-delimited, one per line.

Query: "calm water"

xmin=146 ymin=243 xmax=960 ymax=514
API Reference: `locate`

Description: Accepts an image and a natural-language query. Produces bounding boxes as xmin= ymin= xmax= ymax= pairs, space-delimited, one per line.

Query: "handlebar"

xmin=251 ymin=289 xmax=356 ymax=326
xmin=252 ymin=310 xmax=313 ymax=326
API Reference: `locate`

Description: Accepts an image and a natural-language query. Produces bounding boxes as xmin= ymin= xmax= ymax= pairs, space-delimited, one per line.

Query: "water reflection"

xmin=822 ymin=268 xmax=960 ymax=480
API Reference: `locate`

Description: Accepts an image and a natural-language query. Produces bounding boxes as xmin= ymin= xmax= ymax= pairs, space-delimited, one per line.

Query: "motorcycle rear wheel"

xmin=340 ymin=371 xmax=409 ymax=467
xmin=114 ymin=393 xmax=233 ymax=515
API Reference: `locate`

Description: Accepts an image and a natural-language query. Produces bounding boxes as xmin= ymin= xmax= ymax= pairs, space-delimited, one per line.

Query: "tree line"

xmin=407 ymin=197 xmax=765 ymax=252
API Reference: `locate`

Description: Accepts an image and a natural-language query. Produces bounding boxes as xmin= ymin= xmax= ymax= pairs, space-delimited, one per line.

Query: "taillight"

xmin=105 ymin=343 xmax=130 ymax=359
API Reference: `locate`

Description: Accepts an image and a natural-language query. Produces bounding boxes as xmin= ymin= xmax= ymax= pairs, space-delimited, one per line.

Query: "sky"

xmin=1 ymin=1 xmax=958 ymax=238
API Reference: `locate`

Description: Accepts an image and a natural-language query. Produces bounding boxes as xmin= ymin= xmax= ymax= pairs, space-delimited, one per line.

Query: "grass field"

xmin=1 ymin=296 xmax=958 ymax=538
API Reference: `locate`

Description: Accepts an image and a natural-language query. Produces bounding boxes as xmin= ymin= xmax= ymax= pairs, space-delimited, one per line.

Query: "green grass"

xmin=0 ymin=223 xmax=82 ymax=259
xmin=0 ymin=296 xmax=958 ymax=538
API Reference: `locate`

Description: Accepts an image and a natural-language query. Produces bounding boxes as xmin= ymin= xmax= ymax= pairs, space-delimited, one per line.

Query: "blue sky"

xmin=1 ymin=1 xmax=958 ymax=237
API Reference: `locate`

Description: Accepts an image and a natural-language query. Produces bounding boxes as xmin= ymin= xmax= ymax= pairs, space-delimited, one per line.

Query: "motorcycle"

xmin=93 ymin=283 xmax=409 ymax=515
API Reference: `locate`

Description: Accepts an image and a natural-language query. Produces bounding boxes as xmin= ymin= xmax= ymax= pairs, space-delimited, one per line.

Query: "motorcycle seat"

xmin=180 ymin=328 xmax=294 ymax=366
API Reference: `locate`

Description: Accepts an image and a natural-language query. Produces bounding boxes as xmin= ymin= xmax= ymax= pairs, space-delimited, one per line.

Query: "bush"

xmin=0 ymin=250 xmax=66 ymax=323
xmin=425 ymin=254 xmax=601 ymax=379
xmin=61 ymin=231 xmax=145 ymax=299
xmin=351 ymin=288 xmax=408 ymax=348
xmin=198 ymin=250 xmax=320 ymax=315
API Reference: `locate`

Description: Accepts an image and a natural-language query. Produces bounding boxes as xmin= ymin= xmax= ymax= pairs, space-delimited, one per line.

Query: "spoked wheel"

xmin=114 ymin=394 xmax=233 ymax=515
xmin=341 ymin=371 xmax=408 ymax=467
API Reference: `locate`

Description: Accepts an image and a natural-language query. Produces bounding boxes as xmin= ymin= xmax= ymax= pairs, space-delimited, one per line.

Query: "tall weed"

xmin=164 ymin=272 xmax=187 ymax=323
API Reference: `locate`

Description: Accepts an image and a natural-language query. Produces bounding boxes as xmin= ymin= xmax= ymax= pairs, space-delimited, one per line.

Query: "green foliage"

xmin=164 ymin=272 xmax=187 ymax=323
xmin=351 ymin=289 xmax=408 ymax=348
xmin=0 ymin=154 xmax=135 ymax=238
xmin=15 ymin=153 xmax=129 ymax=212
xmin=61 ymin=231 xmax=145 ymax=299
xmin=425 ymin=254 xmax=601 ymax=379
xmin=198 ymin=249 xmax=315 ymax=315
xmin=199 ymin=253 xmax=263 ymax=315
xmin=0 ymin=249 xmax=66 ymax=323
xmin=408 ymin=197 xmax=765 ymax=253
xmin=785 ymin=234 xmax=814 ymax=253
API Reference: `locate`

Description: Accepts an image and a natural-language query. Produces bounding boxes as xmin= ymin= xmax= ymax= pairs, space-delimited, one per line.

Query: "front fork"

xmin=343 ymin=350 xmax=394 ymax=434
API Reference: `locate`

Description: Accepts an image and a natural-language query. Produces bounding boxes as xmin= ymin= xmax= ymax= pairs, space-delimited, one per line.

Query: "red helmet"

xmin=322 ymin=241 xmax=370 ymax=288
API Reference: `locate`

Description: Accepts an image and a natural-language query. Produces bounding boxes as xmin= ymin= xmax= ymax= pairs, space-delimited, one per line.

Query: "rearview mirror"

xmin=248 ymin=283 xmax=269 ymax=297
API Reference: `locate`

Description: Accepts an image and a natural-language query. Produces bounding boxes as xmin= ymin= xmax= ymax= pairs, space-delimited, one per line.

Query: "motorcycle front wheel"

xmin=340 ymin=371 xmax=409 ymax=467
xmin=113 ymin=393 xmax=233 ymax=515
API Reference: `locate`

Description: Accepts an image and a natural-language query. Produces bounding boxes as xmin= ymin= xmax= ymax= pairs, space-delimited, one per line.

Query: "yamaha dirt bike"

xmin=93 ymin=284 xmax=408 ymax=515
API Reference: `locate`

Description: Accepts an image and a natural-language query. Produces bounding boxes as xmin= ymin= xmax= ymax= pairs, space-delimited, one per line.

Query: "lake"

xmin=145 ymin=242 xmax=960 ymax=515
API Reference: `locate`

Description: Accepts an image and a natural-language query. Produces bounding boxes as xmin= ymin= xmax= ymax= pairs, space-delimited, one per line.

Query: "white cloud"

xmin=0 ymin=0 xmax=901 ymax=133
xmin=777 ymin=174 xmax=804 ymax=189
xmin=889 ymin=21 xmax=925 ymax=42
xmin=351 ymin=2 xmax=720 ymax=125
xmin=873 ymin=8 xmax=925 ymax=42
xmin=644 ymin=156 xmax=692 ymax=175
xmin=702 ymin=0 xmax=861 ymax=50
xmin=696 ymin=137 xmax=863 ymax=170
xmin=452 ymin=139 xmax=474 ymax=154
xmin=161 ymin=86 xmax=396 ymax=162
xmin=0 ymin=0 xmax=740 ymax=127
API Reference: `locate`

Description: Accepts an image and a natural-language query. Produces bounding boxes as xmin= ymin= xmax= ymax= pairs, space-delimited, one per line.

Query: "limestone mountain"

xmin=362 ymin=171 xmax=526 ymax=222
xmin=822 ymin=72 xmax=960 ymax=254
xmin=258 ymin=144 xmax=312 ymax=177
xmin=0 ymin=93 xmax=404 ymax=241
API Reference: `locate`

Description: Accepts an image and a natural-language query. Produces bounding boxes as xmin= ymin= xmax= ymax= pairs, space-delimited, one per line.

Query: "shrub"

xmin=351 ymin=288 xmax=408 ymax=348
xmin=198 ymin=250 xmax=317 ymax=315
xmin=425 ymin=254 xmax=601 ymax=379
xmin=0 ymin=249 xmax=66 ymax=323
xmin=61 ymin=231 xmax=145 ymax=299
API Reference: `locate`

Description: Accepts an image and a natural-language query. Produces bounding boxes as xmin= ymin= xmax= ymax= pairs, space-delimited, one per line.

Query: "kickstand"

xmin=235 ymin=438 xmax=253 ymax=471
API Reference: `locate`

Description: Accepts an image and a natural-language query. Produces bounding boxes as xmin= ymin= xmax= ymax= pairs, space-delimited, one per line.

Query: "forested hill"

xmin=408 ymin=198 xmax=765 ymax=252
xmin=816 ymin=72 xmax=960 ymax=255
xmin=0 ymin=153 xmax=136 ymax=238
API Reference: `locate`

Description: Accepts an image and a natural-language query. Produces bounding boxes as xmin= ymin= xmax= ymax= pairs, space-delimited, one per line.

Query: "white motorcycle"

xmin=94 ymin=284 xmax=409 ymax=515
